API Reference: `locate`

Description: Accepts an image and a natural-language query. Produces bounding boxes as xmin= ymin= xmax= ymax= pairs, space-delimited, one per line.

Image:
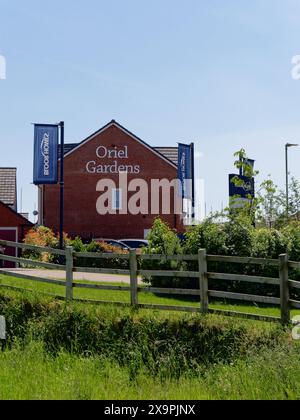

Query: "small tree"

xmin=257 ymin=178 xmax=281 ymax=228
xmin=259 ymin=177 xmax=300 ymax=228
xmin=228 ymin=149 xmax=260 ymax=225
xmin=23 ymin=226 xmax=71 ymax=262
xmin=141 ymin=218 xmax=183 ymax=288
xmin=287 ymin=177 xmax=300 ymax=220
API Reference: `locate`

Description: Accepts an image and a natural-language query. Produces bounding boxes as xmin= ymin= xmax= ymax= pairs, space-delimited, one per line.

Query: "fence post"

xmin=279 ymin=253 xmax=290 ymax=325
xmin=130 ymin=250 xmax=138 ymax=307
xmin=199 ymin=249 xmax=209 ymax=314
xmin=66 ymin=246 xmax=74 ymax=302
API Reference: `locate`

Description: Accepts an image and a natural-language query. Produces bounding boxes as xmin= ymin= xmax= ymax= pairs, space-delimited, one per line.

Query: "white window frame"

xmin=144 ymin=229 xmax=151 ymax=239
xmin=112 ymin=189 xmax=122 ymax=211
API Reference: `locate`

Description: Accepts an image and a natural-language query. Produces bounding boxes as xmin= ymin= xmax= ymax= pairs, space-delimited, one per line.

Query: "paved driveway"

xmin=0 ymin=268 xmax=144 ymax=285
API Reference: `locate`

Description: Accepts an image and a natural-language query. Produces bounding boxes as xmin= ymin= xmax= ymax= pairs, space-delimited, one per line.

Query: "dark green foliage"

xmin=224 ymin=216 xmax=254 ymax=257
xmin=142 ymin=218 xmax=183 ymax=288
xmin=143 ymin=218 xmax=300 ymax=299
xmin=22 ymin=234 xmax=129 ymax=270
xmin=184 ymin=220 xmax=228 ymax=255
xmin=282 ymin=223 xmax=300 ymax=262
xmin=73 ymin=239 xmax=129 ymax=270
xmin=252 ymin=228 xmax=288 ymax=259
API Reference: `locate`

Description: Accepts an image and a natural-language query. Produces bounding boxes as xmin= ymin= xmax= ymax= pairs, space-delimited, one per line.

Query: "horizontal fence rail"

xmin=289 ymin=261 xmax=300 ymax=270
xmin=0 ymin=239 xmax=66 ymax=256
xmin=207 ymin=272 xmax=280 ymax=286
xmin=207 ymin=255 xmax=279 ymax=266
xmin=0 ymin=254 xmax=65 ymax=271
xmin=290 ymin=300 xmax=300 ymax=309
xmin=0 ymin=240 xmax=299 ymax=324
xmin=140 ymin=254 xmax=198 ymax=262
xmin=139 ymin=287 xmax=201 ymax=296
xmin=138 ymin=270 xmax=199 ymax=278
xmin=290 ymin=280 xmax=300 ymax=290
xmin=73 ymin=267 xmax=130 ymax=275
xmin=208 ymin=290 xmax=281 ymax=305
xmin=73 ymin=251 xmax=130 ymax=260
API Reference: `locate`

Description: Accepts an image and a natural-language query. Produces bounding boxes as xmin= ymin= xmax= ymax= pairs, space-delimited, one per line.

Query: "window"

xmin=112 ymin=189 xmax=122 ymax=211
xmin=144 ymin=229 xmax=151 ymax=239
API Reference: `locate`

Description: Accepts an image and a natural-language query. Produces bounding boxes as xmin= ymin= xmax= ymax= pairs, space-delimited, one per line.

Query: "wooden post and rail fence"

xmin=0 ymin=239 xmax=300 ymax=324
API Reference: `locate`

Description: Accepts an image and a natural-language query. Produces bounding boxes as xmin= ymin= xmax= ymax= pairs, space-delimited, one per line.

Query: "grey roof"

xmin=58 ymin=144 xmax=76 ymax=160
xmin=0 ymin=168 xmax=17 ymax=208
xmin=154 ymin=147 xmax=178 ymax=166
xmin=62 ymin=144 xmax=78 ymax=156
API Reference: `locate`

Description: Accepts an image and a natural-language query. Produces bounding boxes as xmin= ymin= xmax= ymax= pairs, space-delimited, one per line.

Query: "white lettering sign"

xmin=41 ymin=133 xmax=50 ymax=176
xmin=86 ymin=145 xmax=141 ymax=174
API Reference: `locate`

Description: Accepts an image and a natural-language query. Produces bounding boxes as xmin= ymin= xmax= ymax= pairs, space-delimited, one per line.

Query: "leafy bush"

xmin=22 ymin=228 xmax=129 ymax=269
xmin=252 ymin=228 xmax=287 ymax=259
xmin=143 ymin=217 xmax=300 ymax=299
xmin=280 ymin=223 xmax=300 ymax=286
xmin=224 ymin=215 xmax=254 ymax=257
xmin=184 ymin=219 xmax=228 ymax=256
xmin=22 ymin=227 xmax=71 ymax=263
xmin=141 ymin=218 xmax=184 ymax=288
xmin=74 ymin=240 xmax=129 ymax=270
xmin=281 ymin=222 xmax=300 ymax=262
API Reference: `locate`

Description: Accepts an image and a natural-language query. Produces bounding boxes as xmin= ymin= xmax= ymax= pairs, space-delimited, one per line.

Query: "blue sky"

xmin=1 ymin=0 xmax=300 ymax=221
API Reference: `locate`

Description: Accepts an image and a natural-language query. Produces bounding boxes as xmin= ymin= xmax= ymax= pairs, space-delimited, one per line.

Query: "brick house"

xmin=0 ymin=168 xmax=33 ymax=267
xmin=39 ymin=120 xmax=185 ymax=240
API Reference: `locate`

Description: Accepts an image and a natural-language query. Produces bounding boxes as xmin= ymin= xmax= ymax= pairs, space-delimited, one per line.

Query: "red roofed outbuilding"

xmin=0 ymin=200 xmax=33 ymax=268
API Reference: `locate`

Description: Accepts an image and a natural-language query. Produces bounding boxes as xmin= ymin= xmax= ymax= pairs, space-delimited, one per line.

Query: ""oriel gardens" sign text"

xmin=86 ymin=145 xmax=141 ymax=175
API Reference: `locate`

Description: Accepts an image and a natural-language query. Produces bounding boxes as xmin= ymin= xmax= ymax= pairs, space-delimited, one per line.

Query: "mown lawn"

xmin=0 ymin=273 xmax=299 ymax=319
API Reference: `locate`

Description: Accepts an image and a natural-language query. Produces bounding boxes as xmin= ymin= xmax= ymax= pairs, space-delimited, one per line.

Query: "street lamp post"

xmin=285 ymin=143 xmax=299 ymax=218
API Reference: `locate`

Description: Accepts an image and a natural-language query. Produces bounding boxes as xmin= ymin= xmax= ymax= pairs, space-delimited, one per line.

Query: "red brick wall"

xmin=43 ymin=124 xmax=184 ymax=240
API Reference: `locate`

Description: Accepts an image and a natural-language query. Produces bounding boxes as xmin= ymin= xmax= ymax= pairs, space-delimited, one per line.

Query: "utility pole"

xmin=59 ymin=122 xmax=65 ymax=250
xmin=285 ymin=143 xmax=298 ymax=219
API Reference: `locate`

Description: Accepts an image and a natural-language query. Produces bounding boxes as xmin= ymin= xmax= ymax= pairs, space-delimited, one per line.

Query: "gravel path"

xmin=0 ymin=268 xmax=144 ymax=285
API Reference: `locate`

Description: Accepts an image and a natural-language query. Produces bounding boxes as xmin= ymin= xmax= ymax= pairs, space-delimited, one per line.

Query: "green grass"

xmin=0 ymin=288 xmax=299 ymax=400
xmin=0 ymin=273 xmax=299 ymax=319
xmin=0 ymin=342 xmax=300 ymax=400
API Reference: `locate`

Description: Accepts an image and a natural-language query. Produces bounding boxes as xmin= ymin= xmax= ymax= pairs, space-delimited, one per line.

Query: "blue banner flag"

xmin=178 ymin=143 xmax=193 ymax=199
xmin=33 ymin=125 xmax=59 ymax=185
xmin=229 ymin=174 xmax=255 ymax=199
xmin=244 ymin=159 xmax=255 ymax=170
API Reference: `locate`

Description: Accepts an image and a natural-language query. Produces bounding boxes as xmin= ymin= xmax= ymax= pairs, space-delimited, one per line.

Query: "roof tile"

xmin=0 ymin=168 xmax=17 ymax=208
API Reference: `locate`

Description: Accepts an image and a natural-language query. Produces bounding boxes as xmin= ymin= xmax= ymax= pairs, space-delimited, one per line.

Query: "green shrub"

xmin=282 ymin=222 xmax=300 ymax=262
xmin=184 ymin=219 xmax=228 ymax=256
xmin=73 ymin=240 xmax=129 ymax=270
xmin=70 ymin=236 xmax=86 ymax=253
xmin=22 ymin=229 xmax=129 ymax=270
xmin=224 ymin=215 xmax=254 ymax=257
xmin=22 ymin=226 xmax=71 ymax=264
xmin=252 ymin=229 xmax=287 ymax=259
xmin=141 ymin=219 xmax=184 ymax=288
xmin=280 ymin=223 xmax=300 ymax=288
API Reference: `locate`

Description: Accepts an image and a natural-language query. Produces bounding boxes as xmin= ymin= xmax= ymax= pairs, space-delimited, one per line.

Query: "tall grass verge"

xmin=0 ymin=341 xmax=300 ymax=400
xmin=0 ymin=289 xmax=293 ymax=381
